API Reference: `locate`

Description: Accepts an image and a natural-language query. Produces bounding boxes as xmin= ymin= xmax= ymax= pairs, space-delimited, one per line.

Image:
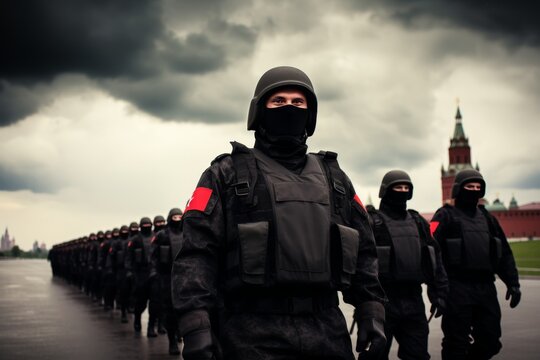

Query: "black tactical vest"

xmin=444 ymin=206 xmax=502 ymax=272
xmin=223 ymin=144 xmax=360 ymax=291
xmin=370 ymin=209 xmax=434 ymax=283
xmin=380 ymin=212 xmax=424 ymax=281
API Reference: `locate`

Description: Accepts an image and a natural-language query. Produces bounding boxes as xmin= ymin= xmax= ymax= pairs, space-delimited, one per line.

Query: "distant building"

xmin=1 ymin=228 xmax=15 ymax=251
xmin=431 ymin=106 xmax=540 ymax=240
xmin=40 ymin=242 xmax=47 ymax=252
xmin=33 ymin=240 xmax=39 ymax=252
xmin=440 ymin=106 xmax=480 ymax=204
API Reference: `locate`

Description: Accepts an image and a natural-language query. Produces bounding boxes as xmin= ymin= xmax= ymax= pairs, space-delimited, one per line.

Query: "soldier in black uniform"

xmin=151 ymin=208 xmax=184 ymax=355
xmin=112 ymin=225 xmax=131 ymax=323
xmin=153 ymin=214 xmax=168 ymax=334
xmin=126 ymin=217 xmax=160 ymax=336
xmin=83 ymin=233 xmax=96 ymax=297
xmin=367 ymin=170 xmax=448 ymax=360
xmin=100 ymin=230 xmax=116 ymax=311
xmin=172 ymin=66 xmax=387 ymax=360
xmin=431 ymin=169 xmax=521 ymax=360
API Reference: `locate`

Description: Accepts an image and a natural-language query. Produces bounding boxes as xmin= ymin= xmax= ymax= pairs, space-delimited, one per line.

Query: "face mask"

xmin=458 ymin=188 xmax=481 ymax=206
xmin=262 ymin=105 xmax=308 ymax=137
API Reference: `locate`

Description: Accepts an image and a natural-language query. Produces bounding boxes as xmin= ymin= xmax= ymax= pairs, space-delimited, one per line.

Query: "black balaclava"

xmin=112 ymin=228 xmax=120 ymax=240
xmin=167 ymin=208 xmax=183 ymax=233
xmin=129 ymin=222 xmax=139 ymax=237
xmin=97 ymin=231 xmax=105 ymax=243
xmin=380 ymin=189 xmax=409 ymax=219
xmin=255 ymin=99 xmax=309 ymax=173
xmin=120 ymin=225 xmax=129 ymax=240
xmin=140 ymin=217 xmax=152 ymax=236
xmin=452 ymin=169 xmax=485 ymax=216
xmin=105 ymin=230 xmax=113 ymax=240
xmin=378 ymin=170 xmax=413 ymax=219
xmin=455 ymin=185 xmax=482 ymax=215
xmin=153 ymin=215 xmax=166 ymax=233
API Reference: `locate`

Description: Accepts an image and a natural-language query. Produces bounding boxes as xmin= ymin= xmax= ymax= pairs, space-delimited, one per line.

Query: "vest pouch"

xmin=160 ymin=245 xmax=170 ymax=264
xmin=332 ymin=224 xmax=360 ymax=287
xmin=134 ymin=248 xmax=143 ymax=264
xmin=376 ymin=246 xmax=391 ymax=276
xmin=238 ymin=221 xmax=269 ymax=285
xmin=446 ymin=238 xmax=462 ymax=266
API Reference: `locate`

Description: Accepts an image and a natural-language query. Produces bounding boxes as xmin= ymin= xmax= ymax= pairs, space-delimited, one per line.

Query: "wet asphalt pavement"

xmin=1 ymin=259 xmax=539 ymax=360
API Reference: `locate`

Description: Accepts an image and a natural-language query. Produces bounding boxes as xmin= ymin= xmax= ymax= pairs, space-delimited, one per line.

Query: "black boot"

xmin=158 ymin=318 xmax=167 ymax=334
xmin=147 ymin=316 xmax=157 ymax=338
xmin=134 ymin=314 xmax=142 ymax=332
xmin=168 ymin=334 xmax=180 ymax=355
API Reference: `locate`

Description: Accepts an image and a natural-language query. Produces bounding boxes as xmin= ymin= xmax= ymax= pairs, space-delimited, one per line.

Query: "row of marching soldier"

xmin=48 ymin=208 xmax=185 ymax=356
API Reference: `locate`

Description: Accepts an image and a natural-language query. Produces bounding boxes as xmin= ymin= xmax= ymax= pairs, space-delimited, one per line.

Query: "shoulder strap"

xmin=314 ymin=150 xmax=352 ymax=222
xmin=408 ymin=209 xmax=430 ymax=243
xmin=230 ymin=141 xmax=258 ymax=206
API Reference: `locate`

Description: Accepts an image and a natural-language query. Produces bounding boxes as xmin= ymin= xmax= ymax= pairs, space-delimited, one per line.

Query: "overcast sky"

xmin=1 ymin=0 xmax=539 ymax=250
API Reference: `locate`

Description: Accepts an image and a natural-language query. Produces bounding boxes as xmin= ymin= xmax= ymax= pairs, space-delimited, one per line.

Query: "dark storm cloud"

xmin=0 ymin=165 xmax=59 ymax=193
xmin=0 ymin=82 xmax=47 ymax=126
xmin=0 ymin=0 xmax=257 ymax=126
xmin=347 ymin=0 xmax=540 ymax=48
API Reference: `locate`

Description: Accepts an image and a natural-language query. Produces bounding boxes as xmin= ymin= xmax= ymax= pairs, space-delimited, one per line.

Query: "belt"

xmin=227 ymin=292 xmax=339 ymax=315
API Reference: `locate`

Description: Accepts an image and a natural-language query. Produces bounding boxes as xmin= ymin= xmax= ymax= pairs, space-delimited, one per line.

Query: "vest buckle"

xmin=233 ymin=181 xmax=250 ymax=196
xmin=333 ymin=180 xmax=346 ymax=195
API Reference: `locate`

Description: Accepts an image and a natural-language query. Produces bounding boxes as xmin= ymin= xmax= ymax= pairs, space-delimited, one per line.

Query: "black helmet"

xmin=379 ymin=170 xmax=413 ymax=200
xmin=153 ymin=215 xmax=165 ymax=224
xmin=247 ymin=66 xmax=318 ymax=136
xmin=139 ymin=217 xmax=152 ymax=226
xmin=452 ymin=169 xmax=486 ymax=198
xmin=167 ymin=208 xmax=183 ymax=222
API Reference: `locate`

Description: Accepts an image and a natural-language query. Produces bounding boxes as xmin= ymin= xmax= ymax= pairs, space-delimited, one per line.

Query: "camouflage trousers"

xmin=219 ymin=306 xmax=355 ymax=360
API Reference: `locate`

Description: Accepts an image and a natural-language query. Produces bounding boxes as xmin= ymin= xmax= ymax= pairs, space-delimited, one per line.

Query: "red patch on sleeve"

xmin=430 ymin=221 xmax=440 ymax=237
xmin=353 ymin=194 xmax=366 ymax=211
xmin=100 ymin=243 xmax=104 ymax=248
xmin=185 ymin=187 xmax=213 ymax=213
xmin=151 ymin=236 xmax=157 ymax=244
xmin=109 ymin=247 xmax=113 ymax=253
xmin=128 ymin=241 xmax=133 ymax=248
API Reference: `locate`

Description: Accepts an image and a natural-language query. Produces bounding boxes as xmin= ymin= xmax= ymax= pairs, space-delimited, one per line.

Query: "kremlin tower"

xmin=440 ymin=106 xmax=479 ymax=204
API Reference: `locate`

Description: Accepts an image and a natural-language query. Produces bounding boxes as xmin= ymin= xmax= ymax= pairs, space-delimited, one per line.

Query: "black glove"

xmin=505 ymin=286 xmax=521 ymax=308
xmin=430 ymin=297 xmax=446 ymax=318
xmin=355 ymin=302 xmax=386 ymax=360
xmin=179 ymin=310 xmax=215 ymax=360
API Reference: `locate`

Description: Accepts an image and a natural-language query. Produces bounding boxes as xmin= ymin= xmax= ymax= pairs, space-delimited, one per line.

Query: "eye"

xmin=271 ymin=96 xmax=285 ymax=104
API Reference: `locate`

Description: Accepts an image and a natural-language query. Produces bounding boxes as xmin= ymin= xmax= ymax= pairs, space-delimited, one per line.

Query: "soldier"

xmin=83 ymin=233 xmax=97 ymax=297
xmin=172 ymin=66 xmax=387 ymax=360
xmin=113 ymin=225 xmax=131 ymax=323
xmin=126 ymin=217 xmax=160 ymax=337
xmin=99 ymin=230 xmax=115 ymax=311
xmin=151 ymin=208 xmax=184 ymax=355
xmin=431 ymin=169 xmax=521 ymax=359
xmin=367 ymin=170 xmax=448 ymax=360
xmin=153 ymin=214 xmax=168 ymax=334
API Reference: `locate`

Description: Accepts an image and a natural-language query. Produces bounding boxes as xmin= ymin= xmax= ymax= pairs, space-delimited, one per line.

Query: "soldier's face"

xmin=463 ymin=182 xmax=482 ymax=191
xmin=171 ymin=215 xmax=182 ymax=221
xmin=154 ymin=221 xmax=166 ymax=227
xmin=266 ymin=89 xmax=307 ymax=109
xmin=392 ymin=184 xmax=410 ymax=192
